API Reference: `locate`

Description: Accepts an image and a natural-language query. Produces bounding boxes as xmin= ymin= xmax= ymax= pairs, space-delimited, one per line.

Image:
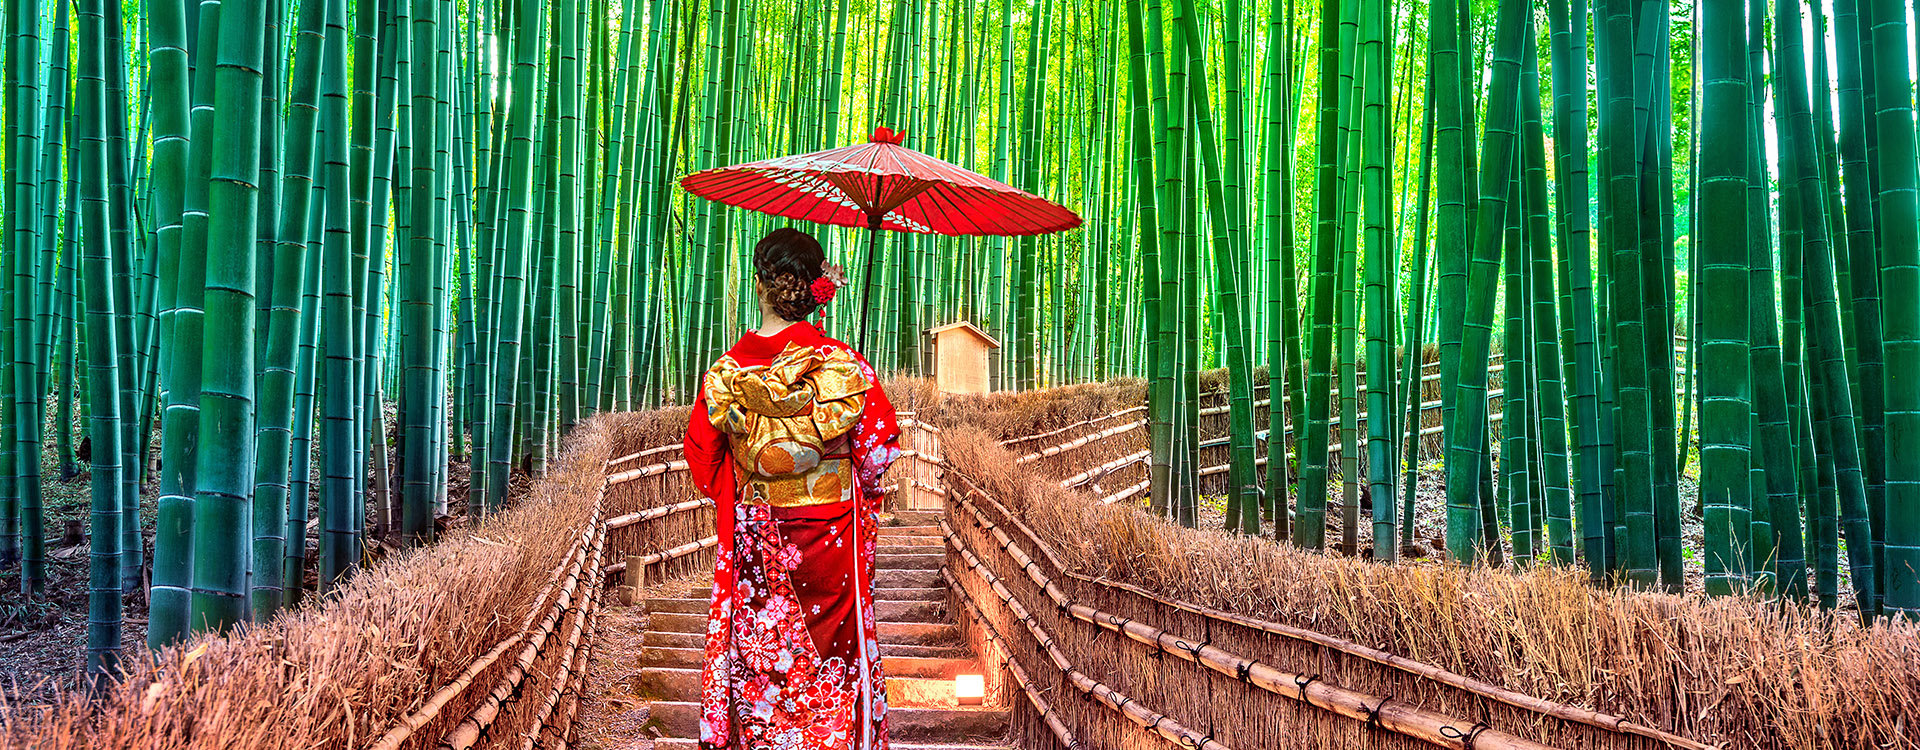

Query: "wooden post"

xmin=620 ymin=554 xmax=646 ymax=606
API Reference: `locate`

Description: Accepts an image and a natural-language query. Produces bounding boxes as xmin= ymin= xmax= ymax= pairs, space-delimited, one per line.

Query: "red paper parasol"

xmin=679 ymin=126 xmax=1082 ymax=345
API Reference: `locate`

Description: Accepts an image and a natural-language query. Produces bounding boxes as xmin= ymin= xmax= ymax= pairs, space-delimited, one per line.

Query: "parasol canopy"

xmin=678 ymin=126 xmax=1082 ymax=236
xmin=678 ymin=126 xmax=1082 ymax=350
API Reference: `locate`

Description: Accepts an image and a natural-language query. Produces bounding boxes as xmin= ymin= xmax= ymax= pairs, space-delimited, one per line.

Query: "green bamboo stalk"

xmin=1295 ymin=0 xmax=1341 ymax=550
xmin=1698 ymin=0 xmax=1753 ymax=596
xmin=1358 ymin=0 xmax=1395 ymax=558
xmin=148 ymin=0 xmax=218 ymax=647
xmin=484 ymin=0 xmax=545 ymax=510
xmin=1444 ymin=0 xmax=1527 ymax=564
xmin=1596 ymin=0 xmax=1655 ymax=585
xmin=185 ymin=0 xmax=266 ymax=634
xmin=316 ymin=0 xmax=359 ymax=592
xmin=253 ymin=0 xmax=328 ymax=620
xmin=1867 ymin=0 xmax=1920 ymax=618
xmin=399 ymin=0 xmax=443 ymax=545
xmin=7 ymin=0 xmax=47 ymax=596
xmin=77 ymin=0 xmax=125 ymax=686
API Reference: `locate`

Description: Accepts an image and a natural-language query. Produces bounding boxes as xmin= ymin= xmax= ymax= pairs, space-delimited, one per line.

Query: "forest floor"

xmin=0 ymin=413 xmax=154 ymax=709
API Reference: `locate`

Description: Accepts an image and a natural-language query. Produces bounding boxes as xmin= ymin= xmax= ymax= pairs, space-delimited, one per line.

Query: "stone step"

xmin=648 ymin=598 xmax=708 ymax=615
xmin=876 ymin=599 xmax=946 ymax=623
xmin=653 ymin=739 xmax=1009 ymax=750
xmin=643 ymin=701 xmax=1009 ymax=744
xmin=649 ymin=592 xmax=946 ymax=618
xmin=650 ymin=612 xmax=959 ymax=645
xmin=877 ymin=643 xmax=974 ymax=659
xmin=876 ymin=552 xmax=945 ymax=570
xmin=637 ymin=667 xmax=976 ymax=708
xmin=881 ymin=511 xmax=945 ymax=526
xmin=879 ymin=534 xmax=945 ymax=547
xmin=642 ymin=630 xmax=971 ymax=658
xmin=640 ymin=646 xmax=978 ymax=679
xmin=880 ymin=544 xmax=946 ymax=555
xmin=877 ymin=524 xmax=942 ymax=537
xmin=683 ymin=568 xmax=941 ymax=598
xmin=877 ymin=586 xmax=947 ymax=602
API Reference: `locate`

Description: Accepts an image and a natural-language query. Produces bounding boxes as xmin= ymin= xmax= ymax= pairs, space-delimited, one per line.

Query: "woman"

xmin=684 ymin=227 xmax=901 ymax=750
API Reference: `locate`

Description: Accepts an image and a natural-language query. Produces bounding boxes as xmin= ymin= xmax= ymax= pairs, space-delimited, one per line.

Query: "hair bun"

xmin=754 ymin=229 xmax=827 ymax=320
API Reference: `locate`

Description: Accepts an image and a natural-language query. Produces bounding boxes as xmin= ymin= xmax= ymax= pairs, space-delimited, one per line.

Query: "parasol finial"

xmin=869 ymin=126 xmax=907 ymax=145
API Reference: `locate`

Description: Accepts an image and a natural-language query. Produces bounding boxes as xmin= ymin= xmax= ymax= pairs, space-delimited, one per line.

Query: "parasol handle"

xmin=856 ymin=211 xmax=882 ymax=352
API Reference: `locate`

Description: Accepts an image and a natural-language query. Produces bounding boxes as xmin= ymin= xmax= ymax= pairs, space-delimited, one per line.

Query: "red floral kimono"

xmin=685 ymin=322 xmax=901 ymax=750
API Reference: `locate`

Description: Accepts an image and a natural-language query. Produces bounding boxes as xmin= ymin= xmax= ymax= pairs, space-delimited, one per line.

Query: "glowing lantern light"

xmin=955 ymin=674 xmax=985 ymax=706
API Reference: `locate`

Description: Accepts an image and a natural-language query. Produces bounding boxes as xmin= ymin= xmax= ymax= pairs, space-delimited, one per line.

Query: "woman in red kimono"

xmin=684 ymin=228 xmax=901 ymax=750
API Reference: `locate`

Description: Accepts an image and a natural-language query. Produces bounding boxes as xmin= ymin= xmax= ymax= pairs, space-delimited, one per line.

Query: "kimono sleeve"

xmin=850 ymin=355 xmax=902 ymax=509
xmin=684 ymin=379 xmax=735 ymax=505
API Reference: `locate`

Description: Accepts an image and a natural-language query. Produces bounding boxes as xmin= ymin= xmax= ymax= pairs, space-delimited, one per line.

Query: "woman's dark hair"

xmin=753 ymin=227 xmax=826 ymax=321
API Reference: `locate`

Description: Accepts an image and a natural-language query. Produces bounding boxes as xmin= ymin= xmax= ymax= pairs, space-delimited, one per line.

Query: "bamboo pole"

xmin=605 ymin=459 xmax=689 ymax=485
xmin=605 ymin=442 xmax=683 ymax=467
xmin=602 ymin=535 xmax=718 ymax=575
xmin=1016 ymin=419 xmax=1146 ymax=464
xmin=604 ymin=496 xmax=712 ymax=530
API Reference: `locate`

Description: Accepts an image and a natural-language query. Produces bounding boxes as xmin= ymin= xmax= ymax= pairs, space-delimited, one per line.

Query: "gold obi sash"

xmin=703 ymin=342 xmax=869 ymax=508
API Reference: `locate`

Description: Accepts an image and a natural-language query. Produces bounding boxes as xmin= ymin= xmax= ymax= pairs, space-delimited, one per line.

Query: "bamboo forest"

xmin=1 ymin=0 xmax=1920 ymax=744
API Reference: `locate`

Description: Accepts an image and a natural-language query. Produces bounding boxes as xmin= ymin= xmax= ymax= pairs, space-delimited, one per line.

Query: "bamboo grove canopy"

xmin=0 ymin=0 xmax=1917 ymax=691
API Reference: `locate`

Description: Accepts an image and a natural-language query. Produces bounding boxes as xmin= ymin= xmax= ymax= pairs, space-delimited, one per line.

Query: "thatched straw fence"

xmin=599 ymin=406 xmax=717 ymax=588
xmin=977 ymin=354 xmax=1531 ymax=501
xmin=930 ymin=383 xmax=1920 ymax=750
xmin=0 ymin=412 xmax=630 ymax=749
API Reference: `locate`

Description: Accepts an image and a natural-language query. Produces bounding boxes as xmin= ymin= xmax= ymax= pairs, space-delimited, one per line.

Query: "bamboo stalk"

xmin=999 ymin=405 xmax=1149 ymax=447
xmin=1059 ymin=449 xmax=1152 ymax=488
xmin=605 ymin=459 xmax=689 ymax=485
xmin=605 ymin=442 xmax=682 ymax=467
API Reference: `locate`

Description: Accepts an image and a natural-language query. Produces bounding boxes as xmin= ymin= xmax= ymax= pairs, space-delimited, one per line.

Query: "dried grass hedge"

xmin=0 ymin=412 xmax=625 ymax=749
xmin=934 ymin=385 xmax=1920 ymax=750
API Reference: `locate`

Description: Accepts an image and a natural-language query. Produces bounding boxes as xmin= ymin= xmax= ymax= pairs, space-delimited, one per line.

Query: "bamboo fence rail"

xmin=939 ymin=447 xmax=1721 ymax=750
xmin=366 ymin=492 xmax=605 ymax=750
xmin=945 ymin=567 xmax=1085 ymax=750
xmin=440 ymin=498 xmax=608 ymax=750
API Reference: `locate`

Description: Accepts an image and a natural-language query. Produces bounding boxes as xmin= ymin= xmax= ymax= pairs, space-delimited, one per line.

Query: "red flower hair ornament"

xmin=811 ymin=262 xmax=848 ymax=306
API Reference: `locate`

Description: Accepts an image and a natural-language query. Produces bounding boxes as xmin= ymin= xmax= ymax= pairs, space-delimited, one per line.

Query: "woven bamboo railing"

xmin=367 ymin=476 xmax=611 ymax=750
xmin=940 ymin=457 xmax=1716 ymax=750
xmin=602 ymin=441 xmax=716 ymax=585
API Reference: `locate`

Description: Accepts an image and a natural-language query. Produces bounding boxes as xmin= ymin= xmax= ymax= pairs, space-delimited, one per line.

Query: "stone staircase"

xmin=635 ymin=519 xmax=1012 ymax=750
